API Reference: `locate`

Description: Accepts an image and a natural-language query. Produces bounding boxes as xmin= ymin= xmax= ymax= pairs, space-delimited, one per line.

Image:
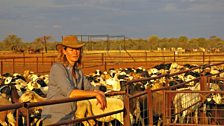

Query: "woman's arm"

xmin=69 ymin=89 xmax=107 ymax=110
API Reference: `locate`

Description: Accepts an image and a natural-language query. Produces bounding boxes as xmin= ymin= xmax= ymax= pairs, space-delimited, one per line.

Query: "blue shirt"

xmin=41 ymin=62 xmax=96 ymax=125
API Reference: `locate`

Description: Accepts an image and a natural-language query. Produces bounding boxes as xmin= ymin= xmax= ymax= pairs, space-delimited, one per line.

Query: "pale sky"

xmin=0 ymin=0 xmax=224 ymax=41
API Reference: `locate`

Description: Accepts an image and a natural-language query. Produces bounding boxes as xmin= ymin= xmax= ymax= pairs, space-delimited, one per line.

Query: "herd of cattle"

xmin=0 ymin=62 xmax=224 ymax=126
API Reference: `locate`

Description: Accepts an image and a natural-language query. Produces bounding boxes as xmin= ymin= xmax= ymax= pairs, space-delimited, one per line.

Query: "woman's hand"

xmin=69 ymin=89 xmax=107 ymax=110
xmin=95 ymin=90 xmax=107 ymax=110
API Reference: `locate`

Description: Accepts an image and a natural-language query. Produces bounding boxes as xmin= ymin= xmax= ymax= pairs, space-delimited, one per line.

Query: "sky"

xmin=0 ymin=0 xmax=224 ymax=41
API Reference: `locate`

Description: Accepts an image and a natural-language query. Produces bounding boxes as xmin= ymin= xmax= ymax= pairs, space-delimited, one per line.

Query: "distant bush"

xmin=0 ymin=35 xmax=223 ymax=52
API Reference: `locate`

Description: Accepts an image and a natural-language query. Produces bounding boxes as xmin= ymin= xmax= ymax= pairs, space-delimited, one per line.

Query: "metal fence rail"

xmin=0 ymin=91 xmax=127 ymax=126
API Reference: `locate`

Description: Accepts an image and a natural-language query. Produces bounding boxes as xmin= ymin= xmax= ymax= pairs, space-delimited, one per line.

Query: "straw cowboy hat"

xmin=56 ymin=35 xmax=85 ymax=50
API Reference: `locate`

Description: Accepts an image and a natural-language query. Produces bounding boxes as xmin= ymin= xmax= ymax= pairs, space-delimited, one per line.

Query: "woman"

xmin=41 ymin=35 xmax=107 ymax=125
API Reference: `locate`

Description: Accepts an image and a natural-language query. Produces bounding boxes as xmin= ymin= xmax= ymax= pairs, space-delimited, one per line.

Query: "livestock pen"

xmin=125 ymin=62 xmax=224 ymax=126
xmin=1 ymin=62 xmax=224 ymax=126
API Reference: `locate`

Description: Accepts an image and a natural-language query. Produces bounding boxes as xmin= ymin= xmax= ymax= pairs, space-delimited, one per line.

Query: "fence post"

xmin=101 ymin=53 xmax=104 ymax=66
xmin=13 ymin=58 xmax=15 ymax=73
xmin=203 ymin=52 xmax=205 ymax=64
xmin=163 ymin=90 xmax=172 ymax=125
xmin=16 ymin=109 xmax=19 ymax=126
xmin=145 ymin=51 xmax=148 ymax=66
xmin=104 ymin=62 xmax=107 ymax=71
xmin=163 ymin=90 xmax=167 ymax=125
xmin=208 ymin=55 xmax=211 ymax=64
xmin=0 ymin=61 xmax=3 ymax=75
xmin=200 ymin=73 xmax=207 ymax=91
xmin=36 ymin=57 xmax=39 ymax=73
xmin=42 ymin=52 xmax=44 ymax=64
xmin=123 ymin=94 xmax=131 ymax=126
xmin=23 ymin=52 xmax=25 ymax=67
xmin=173 ymin=51 xmax=176 ymax=62
xmin=51 ymin=58 xmax=54 ymax=66
xmin=165 ymin=73 xmax=170 ymax=88
xmin=200 ymin=73 xmax=208 ymax=107
xmin=199 ymin=72 xmax=209 ymax=124
xmin=26 ymin=108 xmax=30 ymax=126
xmin=147 ymin=89 xmax=154 ymax=126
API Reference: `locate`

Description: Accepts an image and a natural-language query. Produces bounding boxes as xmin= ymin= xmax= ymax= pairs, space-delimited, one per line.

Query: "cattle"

xmin=0 ymin=96 xmax=16 ymax=126
xmin=173 ymin=86 xmax=201 ymax=124
xmin=87 ymin=98 xmax=127 ymax=125
xmin=124 ymin=81 xmax=164 ymax=126
xmin=74 ymin=97 xmax=133 ymax=126
xmin=173 ymin=82 xmax=222 ymax=124
xmin=74 ymin=100 xmax=96 ymax=126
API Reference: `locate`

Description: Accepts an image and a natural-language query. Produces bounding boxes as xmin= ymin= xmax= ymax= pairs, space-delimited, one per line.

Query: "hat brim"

xmin=56 ymin=43 xmax=85 ymax=51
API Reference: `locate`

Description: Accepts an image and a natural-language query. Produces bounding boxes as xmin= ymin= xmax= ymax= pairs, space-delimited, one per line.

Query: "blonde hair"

xmin=56 ymin=46 xmax=83 ymax=68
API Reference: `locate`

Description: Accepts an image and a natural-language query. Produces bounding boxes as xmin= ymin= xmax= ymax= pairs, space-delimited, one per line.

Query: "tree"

xmin=0 ymin=42 xmax=4 ymax=51
xmin=31 ymin=35 xmax=52 ymax=53
xmin=197 ymin=38 xmax=207 ymax=47
xmin=209 ymin=36 xmax=221 ymax=43
xmin=2 ymin=35 xmax=24 ymax=51
xmin=148 ymin=35 xmax=159 ymax=50
xmin=178 ymin=36 xmax=188 ymax=43
xmin=178 ymin=36 xmax=188 ymax=47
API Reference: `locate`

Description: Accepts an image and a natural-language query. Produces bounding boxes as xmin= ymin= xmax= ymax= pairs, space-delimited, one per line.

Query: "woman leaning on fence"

xmin=41 ymin=35 xmax=107 ymax=125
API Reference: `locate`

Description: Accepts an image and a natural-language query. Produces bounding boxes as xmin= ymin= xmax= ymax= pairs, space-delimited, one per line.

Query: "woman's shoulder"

xmin=49 ymin=62 xmax=70 ymax=78
xmin=51 ymin=62 xmax=62 ymax=67
xmin=51 ymin=62 xmax=66 ymax=71
xmin=53 ymin=62 xmax=63 ymax=66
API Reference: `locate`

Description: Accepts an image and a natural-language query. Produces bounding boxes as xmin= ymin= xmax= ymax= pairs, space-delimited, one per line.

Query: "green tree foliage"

xmin=2 ymin=34 xmax=24 ymax=51
xmin=147 ymin=35 xmax=159 ymax=50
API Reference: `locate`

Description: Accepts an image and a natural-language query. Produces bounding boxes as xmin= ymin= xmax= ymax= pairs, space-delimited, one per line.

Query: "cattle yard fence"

xmin=1 ymin=51 xmax=224 ymax=75
xmin=1 ymin=62 xmax=224 ymax=125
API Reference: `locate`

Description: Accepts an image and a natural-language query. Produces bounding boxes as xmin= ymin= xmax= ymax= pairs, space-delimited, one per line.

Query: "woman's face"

xmin=63 ymin=47 xmax=81 ymax=65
